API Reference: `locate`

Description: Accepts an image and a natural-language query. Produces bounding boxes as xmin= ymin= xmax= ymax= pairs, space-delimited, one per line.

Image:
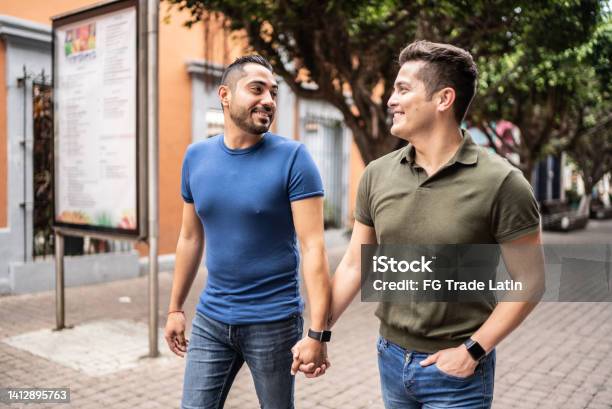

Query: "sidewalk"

xmin=1 ymin=228 xmax=612 ymax=408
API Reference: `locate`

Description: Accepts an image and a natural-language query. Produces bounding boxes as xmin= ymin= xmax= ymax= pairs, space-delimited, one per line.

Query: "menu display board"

xmin=53 ymin=0 xmax=142 ymax=237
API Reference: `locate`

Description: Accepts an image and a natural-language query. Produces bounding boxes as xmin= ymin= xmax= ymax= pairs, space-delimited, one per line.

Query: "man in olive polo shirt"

xmin=294 ymin=40 xmax=544 ymax=407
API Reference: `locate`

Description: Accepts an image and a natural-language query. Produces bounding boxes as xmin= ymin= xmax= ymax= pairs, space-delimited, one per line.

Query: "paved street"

xmin=1 ymin=221 xmax=612 ymax=408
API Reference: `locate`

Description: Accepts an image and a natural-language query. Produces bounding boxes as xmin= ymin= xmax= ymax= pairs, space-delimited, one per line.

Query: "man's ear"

xmin=436 ymin=87 xmax=456 ymax=114
xmin=218 ymin=85 xmax=231 ymax=108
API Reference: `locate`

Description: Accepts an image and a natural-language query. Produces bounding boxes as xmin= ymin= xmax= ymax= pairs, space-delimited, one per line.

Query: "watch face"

xmin=465 ymin=339 xmax=486 ymax=360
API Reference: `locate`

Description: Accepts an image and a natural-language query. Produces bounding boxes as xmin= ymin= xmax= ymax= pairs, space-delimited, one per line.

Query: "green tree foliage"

xmin=470 ymin=2 xmax=607 ymax=180
xmin=165 ymin=0 xmax=604 ymax=171
xmin=563 ymin=20 xmax=612 ymax=209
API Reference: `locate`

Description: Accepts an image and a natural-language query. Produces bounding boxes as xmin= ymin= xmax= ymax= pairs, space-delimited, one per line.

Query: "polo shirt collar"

xmin=400 ymin=129 xmax=479 ymax=167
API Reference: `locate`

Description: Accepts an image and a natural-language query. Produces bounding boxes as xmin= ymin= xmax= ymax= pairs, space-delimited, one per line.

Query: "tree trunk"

xmin=578 ymin=180 xmax=595 ymax=217
xmin=521 ymin=156 xmax=536 ymax=186
xmin=577 ymin=195 xmax=591 ymax=217
xmin=342 ymin=105 xmax=405 ymax=165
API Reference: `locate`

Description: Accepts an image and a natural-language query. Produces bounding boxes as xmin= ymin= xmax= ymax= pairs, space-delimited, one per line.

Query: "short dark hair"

xmin=398 ymin=40 xmax=478 ymax=123
xmin=220 ymin=54 xmax=273 ymax=89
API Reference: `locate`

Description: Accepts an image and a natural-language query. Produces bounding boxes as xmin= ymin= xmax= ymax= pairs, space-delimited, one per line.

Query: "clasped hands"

xmin=290 ymin=337 xmax=330 ymax=378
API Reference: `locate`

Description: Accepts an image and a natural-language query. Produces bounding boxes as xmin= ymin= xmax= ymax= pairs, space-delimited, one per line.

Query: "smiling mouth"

xmin=252 ymin=110 xmax=271 ymax=120
xmin=392 ymin=112 xmax=405 ymax=121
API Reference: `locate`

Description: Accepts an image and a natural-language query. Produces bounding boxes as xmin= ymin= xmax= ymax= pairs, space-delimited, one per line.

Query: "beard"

xmin=229 ymin=104 xmax=274 ymax=135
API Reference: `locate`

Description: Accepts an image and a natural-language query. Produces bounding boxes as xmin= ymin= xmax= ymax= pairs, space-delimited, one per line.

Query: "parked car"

xmin=590 ymin=198 xmax=612 ymax=219
xmin=540 ymin=200 xmax=589 ymax=232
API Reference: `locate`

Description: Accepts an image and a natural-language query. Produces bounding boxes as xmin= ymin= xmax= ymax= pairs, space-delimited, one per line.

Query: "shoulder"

xmin=472 ymin=147 xmax=533 ymax=199
xmin=185 ymin=135 xmax=219 ymax=158
xmin=264 ymin=133 xmax=311 ymax=163
xmin=473 ymin=145 xmax=521 ymax=183
xmin=265 ymin=133 xmax=303 ymax=152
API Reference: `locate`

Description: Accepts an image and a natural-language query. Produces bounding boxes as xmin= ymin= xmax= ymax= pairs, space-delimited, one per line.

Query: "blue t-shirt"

xmin=181 ymin=133 xmax=324 ymax=324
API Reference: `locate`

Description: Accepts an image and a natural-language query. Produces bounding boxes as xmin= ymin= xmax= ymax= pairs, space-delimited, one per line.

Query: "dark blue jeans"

xmin=377 ymin=336 xmax=496 ymax=409
xmin=182 ymin=311 xmax=303 ymax=409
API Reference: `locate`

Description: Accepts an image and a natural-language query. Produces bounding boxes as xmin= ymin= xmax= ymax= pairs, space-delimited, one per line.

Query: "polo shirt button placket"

xmin=414 ymin=168 xmax=425 ymax=185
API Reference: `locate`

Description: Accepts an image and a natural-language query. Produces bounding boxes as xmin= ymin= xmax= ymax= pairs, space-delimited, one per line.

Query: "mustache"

xmin=252 ymin=106 xmax=273 ymax=114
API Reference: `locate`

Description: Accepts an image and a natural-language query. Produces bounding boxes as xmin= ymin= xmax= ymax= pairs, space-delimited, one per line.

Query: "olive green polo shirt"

xmin=355 ymin=130 xmax=540 ymax=353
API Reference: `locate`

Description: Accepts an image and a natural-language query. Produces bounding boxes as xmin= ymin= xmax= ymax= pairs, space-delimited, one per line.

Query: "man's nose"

xmin=387 ymin=92 xmax=398 ymax=108
xmin=261 ymin=91 xmax=275 ymax=108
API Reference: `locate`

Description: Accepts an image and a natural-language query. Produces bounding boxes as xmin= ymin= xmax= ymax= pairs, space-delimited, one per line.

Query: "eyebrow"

xmin=394 ymin=81 xmax=412 ymax=87
xmin=248 ymin=80 xmax=278 ymax=89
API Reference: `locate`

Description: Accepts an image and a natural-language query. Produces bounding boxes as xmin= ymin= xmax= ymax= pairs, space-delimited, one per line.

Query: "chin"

xmin=393 ymin=131 xmax=415 ymax=144
xmin=390 ymin=124 xmax=408 ymax=138
xmin=251 ymin=125 xmax=270 ymax=134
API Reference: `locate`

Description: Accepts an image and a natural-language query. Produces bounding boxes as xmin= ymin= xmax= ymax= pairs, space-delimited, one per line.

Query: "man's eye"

xmin=252 ymin=87 xmax=262 ymax=93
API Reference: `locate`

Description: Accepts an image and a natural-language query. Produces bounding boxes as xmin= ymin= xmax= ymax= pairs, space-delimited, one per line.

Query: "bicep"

xmin=345 ymin=219 xmax=377 ymax=268
xmin=504 ymin=230 xmax=541 ymax=245
xmin=500 ymin=230 xmax=544 ymax=280
xmin=179 ymin=203 xmax=204 ymax=242
xmin=291 ymin=196 xmax=324 ymax=249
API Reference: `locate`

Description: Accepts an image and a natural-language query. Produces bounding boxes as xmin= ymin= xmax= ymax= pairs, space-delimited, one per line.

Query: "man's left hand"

xmin=291 ymin=337 xmax=330 ymax=377
xmin=419 ymin=345 xmax=478 ymax=378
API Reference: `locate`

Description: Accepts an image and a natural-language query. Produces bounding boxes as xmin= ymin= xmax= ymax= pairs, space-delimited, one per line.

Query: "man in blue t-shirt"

xmin=164 ymin=55 xmax=331 ymax=409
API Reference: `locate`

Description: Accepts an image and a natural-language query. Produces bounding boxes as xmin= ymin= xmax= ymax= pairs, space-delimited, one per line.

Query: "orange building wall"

xmin=0 ymin=1 xmax=232 ymax=255
xmin=0 ymin=39 xmax=6 ymax=228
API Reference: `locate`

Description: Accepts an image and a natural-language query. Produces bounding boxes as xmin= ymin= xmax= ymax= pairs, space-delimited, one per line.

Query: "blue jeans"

xmin=182 ymin=311 xmax=303 ymax=409
xmin=377 ymin=336 xmax=496 ymax=409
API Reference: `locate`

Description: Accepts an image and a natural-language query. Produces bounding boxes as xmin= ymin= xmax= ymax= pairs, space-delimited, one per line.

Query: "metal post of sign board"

xmin=54 ymin=231 xmax=65 ymax=330
xmin=147 ymin=0 xmax=160 ymax=358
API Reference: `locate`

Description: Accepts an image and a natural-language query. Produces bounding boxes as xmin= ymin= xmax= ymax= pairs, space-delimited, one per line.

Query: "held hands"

xmin=419 ymin=345 xmax=478 ymax=378
xmin=291 ymin=337 xmax=330 ymax=378
xmin=164 ymin=311 xmax=189 ymax=357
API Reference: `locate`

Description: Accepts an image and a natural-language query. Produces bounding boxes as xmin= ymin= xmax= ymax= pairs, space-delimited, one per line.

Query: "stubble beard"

xmin=229 ymin=105 xmax=273 ymax=135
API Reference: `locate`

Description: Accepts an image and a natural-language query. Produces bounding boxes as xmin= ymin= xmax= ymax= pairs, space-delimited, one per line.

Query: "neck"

xmin=410 ymin=121 xmax=463 ymax=172
xmin=223 ymin=119 xmax=264 ymax=150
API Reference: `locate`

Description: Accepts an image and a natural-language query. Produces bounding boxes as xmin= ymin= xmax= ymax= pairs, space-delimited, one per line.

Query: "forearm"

xmin=168 ymin=236 xmax=204 ymax=311
xmin=473 ymin=234 xmax=545 ymax=352
xmin=301 ymin=245 xmax=330 ymax=331
xmin=328 ymin=254 xmax=361 ymax=329
xmin=471 ymin=301 xmax=538 ymax=353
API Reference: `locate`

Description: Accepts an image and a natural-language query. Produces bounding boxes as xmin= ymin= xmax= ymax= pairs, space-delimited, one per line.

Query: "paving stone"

xmin=1 ymin=227 xmax=612 ymax=408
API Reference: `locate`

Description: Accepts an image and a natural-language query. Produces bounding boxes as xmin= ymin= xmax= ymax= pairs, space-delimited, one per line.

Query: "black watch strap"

xmin=463 ymin=338 xmax=486 ymax=362
xmin=307 ymin=329 xmax=332 ymax=343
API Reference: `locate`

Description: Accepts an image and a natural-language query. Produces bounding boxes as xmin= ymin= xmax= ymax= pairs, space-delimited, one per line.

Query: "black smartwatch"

xmin=307 ymin=329 xmax=332 ymax=343
xmin=463 ymin=338 xmax=486 ymax=362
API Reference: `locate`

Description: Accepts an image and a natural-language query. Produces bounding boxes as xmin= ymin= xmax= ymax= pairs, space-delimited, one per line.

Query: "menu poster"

xmin=54 ymin=4 xmax=138 ymax=234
